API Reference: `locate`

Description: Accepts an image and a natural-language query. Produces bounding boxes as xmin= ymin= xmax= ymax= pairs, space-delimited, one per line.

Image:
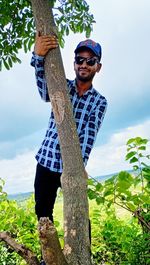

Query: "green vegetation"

xmin=0 ymin=137 xmax=150 ymax=264
xmin=88 ymin=137 xmax=150 ymax=264
xmin=0 ymin=0 xmax=95 ymax=70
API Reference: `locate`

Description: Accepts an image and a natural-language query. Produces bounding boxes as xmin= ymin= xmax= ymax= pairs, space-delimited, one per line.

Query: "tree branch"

xmin=114 ymin=200 xmax=134 ymax=213
xmin=134 ymin=210 xmax=150 ymax=231
xmin=38 ymin=217 xmax=68 ymax=265
xmin=0 ymin=231 xmax=40 ymax=265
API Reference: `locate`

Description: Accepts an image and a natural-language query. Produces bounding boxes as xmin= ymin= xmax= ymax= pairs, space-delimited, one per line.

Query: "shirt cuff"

xmin=32 ymin=51 xmax=45 ymax=61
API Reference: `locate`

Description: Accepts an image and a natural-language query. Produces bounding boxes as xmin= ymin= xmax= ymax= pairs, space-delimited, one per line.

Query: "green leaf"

xmin=16 ymin=57 xmax=21 ymax=64
xmin=23 ymin=38 xmax=29 ymax=53
xmin=105 ymin=175 xmax=116 ymax=185
xmin=142 ymin=167 xmax=150 ymax=174
xmin=88 ymin=189 xmax=96 ymax=200
xmin=0 ymin=178 xmax=5 ymax=186
xmin=2 ymin=58 xmax=10 ymax=70
xmin=138 ymin=146 xmax=146 ymax=151
xmin=126 ymin=151 xmax=136 ymax=160
xmin=115 ymin=171 xmax=133 ymax=193
xmin=127 ymin=138 xmax=135 ymax=145
xmin=104 ymin=189 xmax=113 ymax=197
xmin=117 ymin=171 xmax=133 ymax=182
xmin=126 ymin=202 xmax=136 ymax=211
xmin=66 ymin=26 xmax=69 ymax=36
xmin=129 ymin=157 xmax=138 ymax=163
xmin=133 ymin=176 xmax=141 ymax=186
xmin=96 ymin=196 xmax=105 ymax=204
xmin=133 ymin=165 xmax=139 ymax=171
xmin=107 ymin=201 xmax=113 ymax=208
xmin=96 ymin=182 xmax=103 ymax=192
xmin=8 ymin=57 xmax=13 ymax=68
xmin=121 ymin=190 xmax=132 ymax=197
xmin=28 ymin=38 xmax=34 ymax=50
xmin=143 ymin=173 xmax=150 ymax=183
xmin=11 ymin=55 xmax=17 ymax=63
xmin=54 ymin=220 xmax=60 ymax=227
xmin=139 ymin=194 xmax=150 ymax=204
xmin=139 ymin=138 xmax=148 ymax=145
xmin=88 ymin=179 xmax=95 ymax=186
xmin=85 ymin=27 xmax=91 ymax=38
xmin=131 ymin=194 xmax=141 ymax=205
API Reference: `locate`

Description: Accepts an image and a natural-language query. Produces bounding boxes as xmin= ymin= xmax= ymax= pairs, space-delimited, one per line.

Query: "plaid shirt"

xmin=31 ymin=53 xmax=107 ymax=173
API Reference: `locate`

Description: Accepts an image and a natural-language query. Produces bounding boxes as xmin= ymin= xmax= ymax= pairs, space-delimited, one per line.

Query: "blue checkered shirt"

xmin=31 ymin=53 xmax=107 ymax=173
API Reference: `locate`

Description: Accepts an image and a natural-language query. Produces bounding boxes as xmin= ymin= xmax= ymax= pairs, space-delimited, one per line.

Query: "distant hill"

xmin=8 ymin=191 xmax=33 ymax=202
xmin=91 ymin=169 xmax=134 ymax=183
xmin=94 ymin=172 xmax=114 ymax=182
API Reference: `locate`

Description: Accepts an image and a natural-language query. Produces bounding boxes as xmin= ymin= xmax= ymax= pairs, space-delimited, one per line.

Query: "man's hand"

xmin=34 ymin=32 xmax=58 ymax=57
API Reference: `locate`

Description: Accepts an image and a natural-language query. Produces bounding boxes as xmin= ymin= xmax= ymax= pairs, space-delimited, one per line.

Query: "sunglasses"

xmin=75 ymin=56 xmax=99 ymax=66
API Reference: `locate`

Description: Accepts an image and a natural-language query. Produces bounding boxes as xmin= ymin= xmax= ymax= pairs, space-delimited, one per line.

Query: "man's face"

xmin=74 ymin=49 xmax=101 ymax=82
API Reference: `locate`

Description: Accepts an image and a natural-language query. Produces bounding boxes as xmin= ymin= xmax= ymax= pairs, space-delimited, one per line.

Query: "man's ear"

xmin=96 ymin=63 xmax=102 ymax=73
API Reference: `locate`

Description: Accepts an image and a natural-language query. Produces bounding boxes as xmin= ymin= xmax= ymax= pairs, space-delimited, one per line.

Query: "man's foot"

xmin=40 ymin=261 xmax=46 ymax=265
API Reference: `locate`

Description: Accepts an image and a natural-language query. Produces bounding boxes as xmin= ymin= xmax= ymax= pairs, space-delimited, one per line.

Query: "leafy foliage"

xmin=88 ymin=137 xmax=150 ymax=231
xmin=91 ymin=207 xmax=149 ymax=264
xmin=0 ymin=180 xmax=64 ymax=264
xmin=0 ymin=137 xmax=149 ymax=264
xmin=88 ymin=136 xmax=150 ymax=264
xmin=0 ymin=0 xmax=34 ymax=70
xmin=0 ymin=0 xmax=95 ymax=70
xmin=0 ymin=179 xmax=40 ymax=264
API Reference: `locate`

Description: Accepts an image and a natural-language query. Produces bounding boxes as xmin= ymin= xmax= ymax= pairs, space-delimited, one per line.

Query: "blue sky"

xmin=0 ymin=0 xmax=150 ymax=194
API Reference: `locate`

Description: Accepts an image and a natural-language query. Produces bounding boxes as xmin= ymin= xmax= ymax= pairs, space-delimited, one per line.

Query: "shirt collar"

xmin=73 ymin=79 xmax=94 ymax=96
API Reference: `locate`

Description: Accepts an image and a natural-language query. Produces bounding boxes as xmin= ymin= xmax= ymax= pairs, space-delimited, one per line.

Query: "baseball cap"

xmin=74 ymin=39 xmax=102 ymax=61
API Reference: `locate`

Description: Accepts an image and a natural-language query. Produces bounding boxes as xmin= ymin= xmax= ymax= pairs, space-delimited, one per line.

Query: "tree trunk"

xmin=31 ymin=0 xmax=92 ymax=264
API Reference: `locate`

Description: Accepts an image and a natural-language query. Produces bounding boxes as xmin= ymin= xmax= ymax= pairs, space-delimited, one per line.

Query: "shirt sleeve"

xmin=79 ymin=98 xmax=107 ymax=166
xmin=30 ymin=52 xmax=50 ymax=102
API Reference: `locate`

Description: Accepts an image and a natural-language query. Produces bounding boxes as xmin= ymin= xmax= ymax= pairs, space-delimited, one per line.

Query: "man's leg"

xmin=34 ymin=163 xmax=61 ymax=222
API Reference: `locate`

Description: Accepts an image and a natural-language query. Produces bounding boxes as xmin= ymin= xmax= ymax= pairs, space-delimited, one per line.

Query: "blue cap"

xmin=74 ymin=39 xmax=102 ymax=60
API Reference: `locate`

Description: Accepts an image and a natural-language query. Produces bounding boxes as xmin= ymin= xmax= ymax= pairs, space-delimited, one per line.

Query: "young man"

xmin=31 ymin=35 xmax=107 ymax=223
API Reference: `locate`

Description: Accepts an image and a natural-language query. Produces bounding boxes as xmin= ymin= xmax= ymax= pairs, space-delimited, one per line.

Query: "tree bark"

xmin=38 ymin=218 xmax=67 ymax=265
xmin=31 ymin=0 xmax=92 ymax=264
xmin=0 ymin=231 xmax=39 ymax=265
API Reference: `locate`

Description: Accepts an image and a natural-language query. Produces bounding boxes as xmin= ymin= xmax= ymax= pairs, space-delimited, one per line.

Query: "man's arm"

xmin=79 ymin=98 xmax=107 ymax=166
xmin=31 ymin=33 xmax=58 ymax=102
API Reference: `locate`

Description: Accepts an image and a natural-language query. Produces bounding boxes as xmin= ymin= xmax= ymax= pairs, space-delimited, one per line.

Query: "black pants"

xmin=34 ymin=163 xmax=61 ymax=222
xmin=34 ymin=163 xmax=91 ymax=243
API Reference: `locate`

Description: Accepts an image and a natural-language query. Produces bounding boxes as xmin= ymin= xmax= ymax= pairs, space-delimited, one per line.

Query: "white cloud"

xmin=0 ymin=151 xmax=36 ymax=194
xmin=87 ymin=119 xmax=150 ymax=177
xmin=1 ymin=0 xmax=150 ymax=145
xmin=1 ymin=0 xmax=150 ymax=194
xmin=0 ymin=119 xmax=150 ymax=194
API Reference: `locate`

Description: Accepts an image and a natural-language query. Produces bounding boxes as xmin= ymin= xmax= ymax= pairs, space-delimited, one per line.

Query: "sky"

xmin=0 ymin=0 xmax=150 ymax=194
